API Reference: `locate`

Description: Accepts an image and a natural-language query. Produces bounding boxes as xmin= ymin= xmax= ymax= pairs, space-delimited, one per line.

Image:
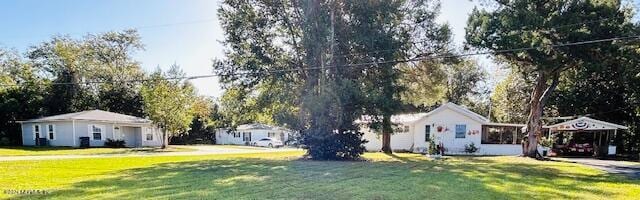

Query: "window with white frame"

xmin=455 ymin=124 xmax=466 ymax=138
xmin=425 ymin=125 xmax=431 ymax=142
xmin=47 ymin=124 xmax=55 ymax=140
xmin=146 ymin=133 xmax=153 ymax=141
xmin=243 ymin=132 xmax=252 ymax=141
xmin=33 ymin=124 xmax=40 ymax=139
xmin=91 ymin=125 xmax=103 ymax=140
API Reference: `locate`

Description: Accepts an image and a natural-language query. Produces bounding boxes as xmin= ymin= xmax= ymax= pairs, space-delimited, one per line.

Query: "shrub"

xmin=104 ymin=139 xmax=126 ymax=148
xmin=540 ymin=136 xmax=554 ymax=148
xmin=300 ymin=128 xmax=366 ymax=160
xmin=0 ymin=137 xmax=12 ymax=146
xmin=464 ymin=142 xmax=479 ymax=154
xmin=427 ymin=139 xmax=439 ymax=155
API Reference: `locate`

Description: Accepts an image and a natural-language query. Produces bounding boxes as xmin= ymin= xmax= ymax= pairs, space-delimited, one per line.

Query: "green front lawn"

xmin=0 ymin=146 xmax=193 ymax=156
xmin=1 ymin=151 xmax=638 ymax=199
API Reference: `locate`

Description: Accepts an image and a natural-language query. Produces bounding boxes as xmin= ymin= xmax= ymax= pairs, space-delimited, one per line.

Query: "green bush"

xmin=104 ymin=139 xmax=126 ymax=148
xmin=464 ymin=142 xmax=479 ymax=154
xmin=540 ymin=136 xmax=554 ymax=148
xmin=427 ymin=139 xmax=438 ymax=155
xmin=300 ymin=129 xmax=366 ymax=160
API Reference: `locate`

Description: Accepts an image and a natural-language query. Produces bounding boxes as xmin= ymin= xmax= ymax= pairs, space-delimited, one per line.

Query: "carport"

xmin=545 ymin=117 xmax=627 ymax=157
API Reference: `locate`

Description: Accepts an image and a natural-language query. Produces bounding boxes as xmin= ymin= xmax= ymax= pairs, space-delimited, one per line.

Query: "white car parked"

xmin=252 ymin=138 xmax=284 ymax=148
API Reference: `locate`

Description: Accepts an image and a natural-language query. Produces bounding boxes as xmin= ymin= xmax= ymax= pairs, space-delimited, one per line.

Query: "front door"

xmin=34 ymin=132 xmax=40 ymax=146
xmin=121 ymin=127 xmax=137 ymax=147
xmin=114 ymin=126 xmax=121 ymax=140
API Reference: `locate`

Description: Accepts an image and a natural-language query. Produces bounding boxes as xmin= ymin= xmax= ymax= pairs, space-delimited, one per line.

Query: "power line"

xmin=134 ymin=18 xmax=217 ymax=30
xmin=510 ymin=15 xmax=625 ymax=33
xmin=342 ymin=35 xmax=640 ymax=67
xmin=336 ymin=15 xmax=628 ymax=58
xmin=1 ymin=35 xmax=639 ymax=88
xmin=0 ymin=18 xmax=218 ymax=40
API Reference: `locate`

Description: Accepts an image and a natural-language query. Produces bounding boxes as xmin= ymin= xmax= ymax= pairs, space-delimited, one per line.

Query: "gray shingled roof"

xmin=236 ymin=123 xmax=289 ymax=131
xmin=356 ymin=102 xmax=489 ymax=125
xmin=21 ymin=110 xmax=151 ymax=124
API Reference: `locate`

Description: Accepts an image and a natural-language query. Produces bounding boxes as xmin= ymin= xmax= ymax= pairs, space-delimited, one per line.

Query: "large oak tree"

xmin=466 ymin=0 xmax=639 ymax=157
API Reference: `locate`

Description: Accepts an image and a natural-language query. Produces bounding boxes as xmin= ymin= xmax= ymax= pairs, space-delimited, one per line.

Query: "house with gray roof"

xmin=19 ymin=110 xmax=163 ymax=147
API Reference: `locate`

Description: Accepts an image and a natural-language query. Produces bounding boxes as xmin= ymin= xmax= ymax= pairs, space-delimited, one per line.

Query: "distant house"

xmin=215 ymin=123 xmax=293 ymax=145
xmin=19 ymin=110 xmax=163 ymax=147
xmin=358 ymin=102 xmax=626 ymax=156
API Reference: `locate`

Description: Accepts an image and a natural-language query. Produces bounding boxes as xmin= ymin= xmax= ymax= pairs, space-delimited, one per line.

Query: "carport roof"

xmin=236 ymin=123 xmax=290 ymax=131
xmin=545 ymin=117 xmax=628 ymax=131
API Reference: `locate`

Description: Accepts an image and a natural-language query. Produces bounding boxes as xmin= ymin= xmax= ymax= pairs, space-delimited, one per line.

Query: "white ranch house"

xmin=19 ymin=110 xmax=163 ymax=147
xmin=215 ymin=123 xmax=293 ymax=145
xmin=360 ymin=102 xmax=625 ymax=155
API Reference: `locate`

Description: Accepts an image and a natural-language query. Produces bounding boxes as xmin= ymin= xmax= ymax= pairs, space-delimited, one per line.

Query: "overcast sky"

xmin=1 ymin=0 xmax=498 ymax=98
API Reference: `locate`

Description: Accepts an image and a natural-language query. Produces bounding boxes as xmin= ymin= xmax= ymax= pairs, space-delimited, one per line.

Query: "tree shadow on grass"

xmin=13 ymin=156 xmax=640 ymax=200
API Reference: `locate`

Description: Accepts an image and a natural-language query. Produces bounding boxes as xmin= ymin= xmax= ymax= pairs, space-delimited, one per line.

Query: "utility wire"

xmin=0 ymin=18 xmax=218 ymax=40
xmin=341 ymin=35 xmax=640 ymax=67
xmin=335 ymin=15 xmax=627 ymax=58
xmin=1 ymin=35 xmax=639 ymax=87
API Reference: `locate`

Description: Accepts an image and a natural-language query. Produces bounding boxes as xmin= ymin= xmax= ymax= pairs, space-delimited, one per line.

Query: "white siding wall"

xmin=362 ymin=108 xmax=486 ymax=154
xmin=21 ymin=123 xmax=35 ymax=146
xmin=22 ymin=122 xmax=75 ymax=146
xmin=480 ymin=144 xmax=521 ymax=155
xmin=141 ymin=126 xmax=163 ymax=147
xmin=22 ymin=121 xmax=162 ymax=147
xmin=215 ymin=129 xmax=287 ymax=145
xmin=361 ymin=125 xmax=415 ymax=152
xmin=215 ymin=129 xmax=244 ymax=145
xmin=74 ymin=121 xmax=113 ymax=147
xmin=414 ymin=109 xmax=483 ymax=155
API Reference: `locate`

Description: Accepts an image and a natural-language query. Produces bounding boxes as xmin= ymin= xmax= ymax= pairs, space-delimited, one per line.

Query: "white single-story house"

xmin=359 ymin=102 xmax=626 ymax=156
xmin=215 ymin=123 xmax=293 ymax=145
xmin=19 ymin=110 xmax=163 ymax=147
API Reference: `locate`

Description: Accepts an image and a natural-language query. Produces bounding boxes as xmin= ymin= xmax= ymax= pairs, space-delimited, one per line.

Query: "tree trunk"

xmin=381 ymin=115 xmax=392 ymax=154
xmin=525 ymin=71 xmax=559 ymax=158
xmin=161 ymin=129 xmax=168 ymax=149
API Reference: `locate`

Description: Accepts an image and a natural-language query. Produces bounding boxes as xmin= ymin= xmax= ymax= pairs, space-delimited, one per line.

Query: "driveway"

xmin=552 ymin=157 xmax=640 ymax=179
xmin=0 ymin=145 xmax=300 ymax=161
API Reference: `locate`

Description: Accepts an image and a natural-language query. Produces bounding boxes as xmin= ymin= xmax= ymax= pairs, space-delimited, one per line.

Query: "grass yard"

xmin=1 ymin=151 xmax=639 ymax=199
xmin=0 ymin=146 xmax=193 ymax=156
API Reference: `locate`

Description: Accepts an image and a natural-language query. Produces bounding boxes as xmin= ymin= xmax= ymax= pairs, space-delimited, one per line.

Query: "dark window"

xmin=268 ymin=132 xmax=276 ymax=138
xmin=260 ymin=138 xmax=270 ymax=141
xmin=425 ymin=125 xmax=431 ymax=141
xmin=481 ymin=126 xmax=523 ymax=144
xmin=233 ymin=132 xmax=240 ymax=138
xmin=455 ymin=124 xmax=466 ymax=138
xmin=146 ymin=134 xmax=153 ymax=141
xmin=92 ymin=125 xmax=102 ymax=140
xmin=243 ymin=132 xmax=252 ymax=141
xmin=93 ymin=132 xmax=102 ymax=140
xmin=48 ymin=125 xmax=55 ymax=140
xmin=34 ymin=125 xmax=40 ymax=139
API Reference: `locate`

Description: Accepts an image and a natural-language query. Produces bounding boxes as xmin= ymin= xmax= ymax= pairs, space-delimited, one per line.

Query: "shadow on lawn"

xmin=0 ymin=146 xmax=79 ymax=151
xmin=15 ymin=156 xmax=638 ymax=200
